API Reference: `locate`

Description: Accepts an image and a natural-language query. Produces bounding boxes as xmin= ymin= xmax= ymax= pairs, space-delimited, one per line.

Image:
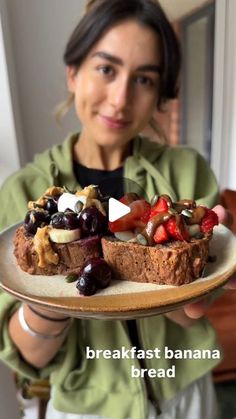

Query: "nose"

xmin=108 ymin=77 xmax=131 ymax=111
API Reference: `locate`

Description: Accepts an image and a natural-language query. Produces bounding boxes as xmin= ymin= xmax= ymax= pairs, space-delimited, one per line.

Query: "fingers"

xmin=165 ymin=309 xmax=196 ymax=328
xmin=213 ymin=205 xmax=234 ymax=228
xmin=211 ymin=207 xmax=235 ymax=289
xmin=167 ymin=273 xmax=236 ymax=327
xmin=224 ymin=275 xmax=236 ymax=289
xmin=183 ymin=297 xmax=211 ymax=319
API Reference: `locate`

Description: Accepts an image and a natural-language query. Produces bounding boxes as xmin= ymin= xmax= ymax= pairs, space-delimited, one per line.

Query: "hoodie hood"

xmin=28 ymin=133 xmax=79 ymax=191
xmin=29 ymin=133 xmax=175 ymax=201
xmin=0 ymin=132 xmax=218 ymax=231
xmin=125 ymin=135 xmax=178 ymax=201
xmin=28 ymin=132 xmax=218 ymax=205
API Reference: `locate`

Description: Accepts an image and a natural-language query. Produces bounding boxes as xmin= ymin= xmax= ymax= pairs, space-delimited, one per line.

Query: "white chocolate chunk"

xmin=57 ymin=193 xmax=86 ymax=213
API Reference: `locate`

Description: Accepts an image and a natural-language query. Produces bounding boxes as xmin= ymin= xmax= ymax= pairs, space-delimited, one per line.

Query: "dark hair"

xmin=63 ymin=0 xmax=181 ymax=109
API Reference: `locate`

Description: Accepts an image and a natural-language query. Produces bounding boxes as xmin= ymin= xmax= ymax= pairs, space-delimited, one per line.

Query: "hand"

xmin=212 ymin=204 xmax=234 ymax=229
xmin=165 ymin=300 xmax=212 ymax=328
xmin=165 ymin=204 xmax=236 ymax=327
xmin=209 ymin=204 xmax=236 ymax=290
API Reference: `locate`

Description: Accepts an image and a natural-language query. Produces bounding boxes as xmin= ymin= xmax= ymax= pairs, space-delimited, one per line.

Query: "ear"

xmin=66 ymin=66 xmax=77 ymax=93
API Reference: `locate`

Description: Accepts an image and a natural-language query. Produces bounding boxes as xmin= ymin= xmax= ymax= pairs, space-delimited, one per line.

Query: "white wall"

xmin=211 ymin=0 xmax=236 ymax=190
xmin=0 ymin=1 xmax=20 ymax=183
xmin=3 ymin=0 xmax=86 ymax=163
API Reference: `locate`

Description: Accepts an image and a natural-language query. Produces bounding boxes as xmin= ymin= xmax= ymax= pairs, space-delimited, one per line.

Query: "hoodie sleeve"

xmin=0 ymin=293 xmax=67 ymax=381
xmin=0 ymin=164 xmax=52 ymax=232
xmin=129 ymin=137 xmax=219 ymax=207
xmin=156 ymin=146 xmax=220 ymax=207
xmin=0 ymin=162 xmax=63 ymax=379
xmin=0 ymin=134 xmax=78 ymax=232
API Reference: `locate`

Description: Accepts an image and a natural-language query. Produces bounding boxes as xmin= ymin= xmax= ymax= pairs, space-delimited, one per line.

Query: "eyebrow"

xmin=91 ymin=51 xmax=162 ymax=74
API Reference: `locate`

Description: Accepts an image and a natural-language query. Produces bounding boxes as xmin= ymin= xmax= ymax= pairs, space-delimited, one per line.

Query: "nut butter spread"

xmin=28 ymin=186 xmax=64 ymax=210
xmin=187 ymin=206 xmax=207 ymax=225
xmin=76 ymin=185 xmax=106 ymax=215
xmin=33 ymin=226 xmax=59 ymax=268
xmin=28 ymin=185 xmax=106 ymax=268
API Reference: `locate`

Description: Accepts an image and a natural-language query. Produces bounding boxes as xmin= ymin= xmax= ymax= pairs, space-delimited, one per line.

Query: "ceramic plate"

xmin=0 ymin=223 xmax=236 ymax=320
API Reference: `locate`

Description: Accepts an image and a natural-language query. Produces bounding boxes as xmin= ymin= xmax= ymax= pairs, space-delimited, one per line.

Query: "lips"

xmin=99 ymin=115 xmax=131 ymax=129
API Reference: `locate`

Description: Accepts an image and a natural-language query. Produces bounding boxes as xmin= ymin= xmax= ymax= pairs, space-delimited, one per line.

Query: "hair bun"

xmin=85 ymin=0 xmax=161 ymax=14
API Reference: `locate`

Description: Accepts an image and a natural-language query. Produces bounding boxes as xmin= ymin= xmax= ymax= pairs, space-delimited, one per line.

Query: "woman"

xmin=0 ymin=1 xmax=233 ymax=418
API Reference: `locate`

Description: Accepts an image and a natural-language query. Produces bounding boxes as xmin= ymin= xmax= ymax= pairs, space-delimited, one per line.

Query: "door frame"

xmin=211 ymin=0 xmax=236 ymax=189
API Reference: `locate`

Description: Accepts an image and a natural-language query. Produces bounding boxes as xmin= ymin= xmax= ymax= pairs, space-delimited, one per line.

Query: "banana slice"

xmin=49 ymin=228 xmax=81 ymax=243
xmin=114 ymin=231 xmax=136 ymax=242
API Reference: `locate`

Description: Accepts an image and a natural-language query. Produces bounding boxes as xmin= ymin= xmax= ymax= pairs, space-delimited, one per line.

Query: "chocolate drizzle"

xmin=173 ymin=199 xmax=196 ymax=213
xmin=141 ymin=212 xmax=171 ymax=245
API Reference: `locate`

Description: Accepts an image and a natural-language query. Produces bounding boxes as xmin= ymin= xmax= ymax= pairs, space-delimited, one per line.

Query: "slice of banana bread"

xmin=101 ymin=234 xmax=211 ymax=286
xmin=14 ymin=225 xmax=101 ymax=275
xmin=13 ymin=185 xmax=107 ymax=275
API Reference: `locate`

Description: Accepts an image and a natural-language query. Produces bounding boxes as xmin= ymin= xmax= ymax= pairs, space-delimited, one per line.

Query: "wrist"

xmin=28 ymin=305 xmax=69 ymax=320
xmin=23 ymin=304 xmax=70 ymax=335
xmin=28 ymin=305 xmax=70 ymax=322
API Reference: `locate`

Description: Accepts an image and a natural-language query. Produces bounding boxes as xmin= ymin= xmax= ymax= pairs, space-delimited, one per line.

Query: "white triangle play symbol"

xmin=108 ymin=198 xmax=131 ymax=222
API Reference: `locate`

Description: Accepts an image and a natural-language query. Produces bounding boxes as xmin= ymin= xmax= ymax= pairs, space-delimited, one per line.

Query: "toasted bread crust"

xmin=14 ymin=225 xmax=101 ymax=275
xmin=14 ymin=226 xmax=211 ymax=284
xmin=101 ymin=236 xmax=211 ymax=285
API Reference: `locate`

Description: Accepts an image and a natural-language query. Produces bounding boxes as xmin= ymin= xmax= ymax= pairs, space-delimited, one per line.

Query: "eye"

xmin=135 ymin=75 xmax=154 ymax=87
xmin=97 ymin=65 xmax=114 ymax=77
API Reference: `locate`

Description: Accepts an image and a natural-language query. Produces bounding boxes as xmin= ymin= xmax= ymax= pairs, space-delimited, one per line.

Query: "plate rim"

xmin=1 ymin=222 xmax=236 ymax=318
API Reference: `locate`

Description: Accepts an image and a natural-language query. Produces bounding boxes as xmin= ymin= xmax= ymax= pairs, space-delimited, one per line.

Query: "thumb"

xmin=213 ymin=204 xmax=233 ymax=228
xmin=224 ymin=275 xmax=236 ymax=289
xmin=184 ymin=297 xmax=212 ymax=319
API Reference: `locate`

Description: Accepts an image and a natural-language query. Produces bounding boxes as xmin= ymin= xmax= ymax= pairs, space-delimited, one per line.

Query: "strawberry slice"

xmin=129 ymin=200 xmax=150 ymax=218
xmin=119 ymin=193 xmax=139 ymax=205
xmin=108 ymin=214 xmax=140 ymax=233
xmin=153 ymin=224 xmax=169 ymax=244
xmin=149 ymin=196 xmax=169 ymax=219
xmin=131 ymin=200 xmax=151 ymax=224
xmin=109 ymin=199 xmax=151 ymax=233
xmin=165 ymin=215 xmax=189 ymax=241
xmin=200 ymin=209 xmax=219 ymax=233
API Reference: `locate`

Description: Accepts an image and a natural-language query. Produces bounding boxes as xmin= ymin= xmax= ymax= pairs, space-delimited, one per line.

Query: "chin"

xmin=95 ymin=134 xmax=130 ymax=148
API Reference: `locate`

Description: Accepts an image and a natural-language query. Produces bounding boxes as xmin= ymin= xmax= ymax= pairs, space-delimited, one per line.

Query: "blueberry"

xmin=82 ymin=258 xmax=112 ymax=289
xmin=78 ymin=207 xmax=107 ymax=236
xmin=63 ymin=213 xmax=80 ymax=230
xmin=76 ymin=274 xmax=98 ymax=296
xmin=50 ymin=212 xmax=65 ymax=229
xmin=24 ymin=210 xmax=51 ymax=235
xmin=45 ymin=198 xmax=58 ymax=214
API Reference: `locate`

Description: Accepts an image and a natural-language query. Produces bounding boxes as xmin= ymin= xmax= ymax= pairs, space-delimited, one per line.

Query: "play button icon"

xmin=108 ymin=198 xmax=131 ymax=222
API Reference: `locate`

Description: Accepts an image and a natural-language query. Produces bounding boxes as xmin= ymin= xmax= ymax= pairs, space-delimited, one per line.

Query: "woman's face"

xmin=67 ymin=19 xmax=162 ymax=148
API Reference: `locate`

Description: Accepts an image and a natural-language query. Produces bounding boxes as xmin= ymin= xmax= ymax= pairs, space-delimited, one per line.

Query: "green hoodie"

xmin=0 ymin=134 xmax=220 ymax=419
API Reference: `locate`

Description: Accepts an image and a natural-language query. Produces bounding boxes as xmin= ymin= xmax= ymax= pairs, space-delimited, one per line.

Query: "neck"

xmin=73 ymin=130 xmax=131 ymax=171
